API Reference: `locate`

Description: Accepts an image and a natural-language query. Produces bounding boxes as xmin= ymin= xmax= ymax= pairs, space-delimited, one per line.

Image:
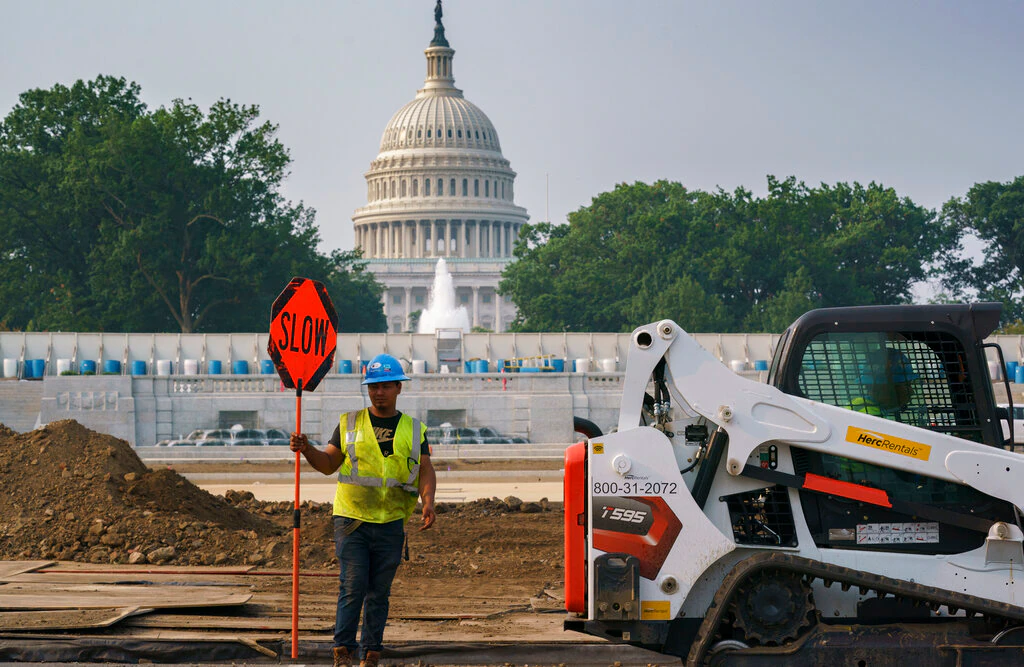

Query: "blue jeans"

xmin=333 ymin=516 xmax=405 ymax=656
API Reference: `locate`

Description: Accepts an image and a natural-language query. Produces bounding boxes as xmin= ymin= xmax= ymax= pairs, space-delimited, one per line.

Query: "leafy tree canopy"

xmin=501 ymin=178 xmax=950 ymax=333
xmin=0 ymin=75 xmax=384 ymax=333
xmin=938 ymin=176 xmax=1024 ymax=323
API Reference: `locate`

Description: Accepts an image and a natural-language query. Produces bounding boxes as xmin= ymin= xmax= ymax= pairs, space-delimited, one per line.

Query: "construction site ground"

xmin=0 ymin=421 xmax=678 ymax=665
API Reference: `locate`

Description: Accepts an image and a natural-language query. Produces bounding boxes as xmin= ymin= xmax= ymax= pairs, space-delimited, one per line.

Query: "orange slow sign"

xmin=268 ymin=277 xmax=338 ymax=392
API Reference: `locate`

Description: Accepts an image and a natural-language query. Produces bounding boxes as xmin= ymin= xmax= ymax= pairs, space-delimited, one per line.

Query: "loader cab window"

xmin=791 ymin=330 xmax=1012 ymax=555
xmin=795 ymin=331 xmax=982 ymax=443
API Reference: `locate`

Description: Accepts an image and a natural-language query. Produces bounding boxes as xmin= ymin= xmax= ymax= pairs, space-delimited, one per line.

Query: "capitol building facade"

xmin=351 ymin=5 xmax=529 ymax=333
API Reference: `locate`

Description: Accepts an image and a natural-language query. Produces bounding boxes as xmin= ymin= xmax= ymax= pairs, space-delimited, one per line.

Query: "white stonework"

xmin=351 ymin=5 xmax=529 ymax=333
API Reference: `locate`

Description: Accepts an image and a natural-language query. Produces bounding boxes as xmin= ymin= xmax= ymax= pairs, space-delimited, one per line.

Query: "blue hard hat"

xmin=859 ymin=348 xmax=919 ymax=385
xmin=362 ymin=353 xmax=410 ymax=385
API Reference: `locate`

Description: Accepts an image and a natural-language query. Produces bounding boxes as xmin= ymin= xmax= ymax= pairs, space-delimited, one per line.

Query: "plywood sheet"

xmin=40 ymin=562 xmax=255 ymax=574
xmin=0 ymin=583 xmax=251 ymax=610
xmin=123 ymin=613 xmax=331 ymax=632
xmin=0 ymin=606 xmax=143 ymax=631
xmin=4 ymin=572 xmax=251 ymax=586
xmin=0 ymin=561 xmax=54 ymax=579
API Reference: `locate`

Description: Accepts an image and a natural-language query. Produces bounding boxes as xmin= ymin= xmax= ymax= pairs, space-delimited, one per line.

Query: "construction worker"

xmin=290 ymin=353 xmax=436 ymax=667
xmin=850 ymin=347 xmax=921 ymax=422
xmin=836 ymin=348 xmax=922 ymax=484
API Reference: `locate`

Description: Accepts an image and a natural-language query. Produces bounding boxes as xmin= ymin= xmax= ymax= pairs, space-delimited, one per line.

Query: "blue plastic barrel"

xmin=476 ymin=360 xmax=490 ymax=373
xmin=208 ymin=360 xmax=222 ymax=375
xmin=1008 ymin=362 xmax=1019 ymax=383
xmin=1016 ymin=366 xmax=1024 ymax=385
xmin=232 ymin=360 xmax=249 ymax=375
xmin=551 ymin=358 xmax=565 ymax=372
xmin=131 ymin=360 xmax=147 ymax=375
xmin=754 ymin=360 xmax=769 ymax=371
xmin=338 ymin=359 xmax=353 ymax=374
xmin=260 ymin=359 xmax=275 ymax=375
xmin=79 ymin=360 xmax=96 ymax=374
xmin=103 ymin=359 xmax=121 ymax=375
xmin=24 ymin=359 xmax=43 ymax=378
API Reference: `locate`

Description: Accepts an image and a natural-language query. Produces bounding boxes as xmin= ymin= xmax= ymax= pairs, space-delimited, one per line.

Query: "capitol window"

xmin=462 ymin=179 xmax=468 ymax=196
xmin=475 ymin=130 xmax=479 ymax=140
xmin=451 ymin=178 xmax=456 ymax=196
xmin=400 ymin=180 xmax=406 ymax=197
xmin=427 ymin=128 xmax=431 ymax=138
xmin=412 ymin=179 xmax=418 ymax=196
xmin=485 ymin=181 xmax=489 ymax=197
xmin=474 ymin=179 xmax=479 ymax=196
xmin=447 ymin=128 xmax=452 ymax=138
xmin=424 ymin=179 xmax=430 ymax=196
xmin=417 ymin=128 xmax=421 ymax=138
xmin=438 ymin=179 xmax=444 ymax=195
xmin=457 ymin=129 xmax=462 ymax=138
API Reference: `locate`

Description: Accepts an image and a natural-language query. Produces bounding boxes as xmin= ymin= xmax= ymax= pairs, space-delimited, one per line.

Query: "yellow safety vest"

xmin=333 ymin=409 xmax=426 ymax=523
xmin=849 ymin=396 xmax=883 ymax=416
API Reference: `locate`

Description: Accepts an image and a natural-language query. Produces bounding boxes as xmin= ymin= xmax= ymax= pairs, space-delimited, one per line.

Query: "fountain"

xmin=418 ymin=258 xmax=471 ymax=333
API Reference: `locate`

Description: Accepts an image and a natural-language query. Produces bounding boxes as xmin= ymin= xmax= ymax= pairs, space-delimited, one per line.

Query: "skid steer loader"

xmin=564 ymin=303 xmax=1024 ymax=664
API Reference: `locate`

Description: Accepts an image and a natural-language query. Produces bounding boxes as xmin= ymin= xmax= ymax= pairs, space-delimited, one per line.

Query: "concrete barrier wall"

xmin=33 ymin=370 xmax=653 ymax=448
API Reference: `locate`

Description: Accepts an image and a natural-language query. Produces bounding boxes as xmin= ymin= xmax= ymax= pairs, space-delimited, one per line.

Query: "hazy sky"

xmin=3 ymin=1 xmax=1023 ymax=262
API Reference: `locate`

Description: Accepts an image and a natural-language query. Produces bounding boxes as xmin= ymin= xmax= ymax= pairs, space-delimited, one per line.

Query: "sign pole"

xmin=268 ymin=276 xmax=338 ymax=661
xmin=291 ymin=379 xmax=303 ymax=659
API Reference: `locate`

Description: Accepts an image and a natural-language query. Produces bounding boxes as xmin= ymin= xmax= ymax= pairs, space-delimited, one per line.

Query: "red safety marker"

xmin=268 ymin=277 xmax=338 ymax=658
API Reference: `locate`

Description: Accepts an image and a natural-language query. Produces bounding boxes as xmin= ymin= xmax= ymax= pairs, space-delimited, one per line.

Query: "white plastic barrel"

xmin=182 ymin=359 xmax=199 ymax=375
xmin=574 ymin=359 xmax=591 ymax=373
xmin=156 ymin=360 xmax=173 ymax=376
xmin=2 ymin=359 xmax=16 ymax=378
xmin=412 ymin=359 xmax=426 ymax=374
xmin=56 ymin=359 xmax=72 ymax=375
xmin=730 ymin=359 xmax=746 ymax=372
xmin=600 ymin=358 xmax=617 ymax=372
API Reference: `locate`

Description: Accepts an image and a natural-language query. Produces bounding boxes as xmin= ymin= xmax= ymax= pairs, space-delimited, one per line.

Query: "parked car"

xmin=156 ymin=426 xmax=319 ymax=447
xmin=998 ymin=403 xmax=1024 ymax=445
xmin=427 ymin=423 xmax=527 ymax=445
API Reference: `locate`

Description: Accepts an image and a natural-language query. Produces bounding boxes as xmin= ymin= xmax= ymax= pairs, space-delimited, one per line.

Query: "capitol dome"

xmin=352 ymin=2 xmax=529 ymax=334
xmin=379 ymin=93 xmax=502 ymax=155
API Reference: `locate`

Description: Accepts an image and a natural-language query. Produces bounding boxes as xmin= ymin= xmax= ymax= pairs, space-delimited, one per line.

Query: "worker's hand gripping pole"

xmin=291 ymin=379 xmax=302 ymax=659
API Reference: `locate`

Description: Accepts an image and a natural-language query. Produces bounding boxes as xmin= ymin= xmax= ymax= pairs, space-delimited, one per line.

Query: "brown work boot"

xmin=332 ymin=646 xmax=353 ymax=667
xmin=360 ymin=650 xmax=381 ymax=667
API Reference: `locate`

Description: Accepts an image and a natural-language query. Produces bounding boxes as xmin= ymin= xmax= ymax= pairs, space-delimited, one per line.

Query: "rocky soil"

xmin=0 ymin=421 xmax=563 ymax=579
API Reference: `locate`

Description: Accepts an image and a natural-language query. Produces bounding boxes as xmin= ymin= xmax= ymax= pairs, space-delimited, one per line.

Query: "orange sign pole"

xmin=268 ymin=276 xmax=338 ymax=660
xmin=291 ymin=379 xmax=303 ymax=658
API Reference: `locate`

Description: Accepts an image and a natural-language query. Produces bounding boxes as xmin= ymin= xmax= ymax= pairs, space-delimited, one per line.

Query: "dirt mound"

xmin=0 ymin=420 xmax=564 ymax=577
xmin=0 ymin=420 xmax=285 ymax=566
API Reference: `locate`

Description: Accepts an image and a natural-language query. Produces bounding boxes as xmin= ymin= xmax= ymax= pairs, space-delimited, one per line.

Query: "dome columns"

xmin=356 ymin=219 xmax=522 ymax=259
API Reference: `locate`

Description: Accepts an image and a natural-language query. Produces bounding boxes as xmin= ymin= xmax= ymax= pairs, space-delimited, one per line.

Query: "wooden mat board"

xmin=0 ymin=583 xmax=252 ymax=610
xmin=0 ymin=606 xmax=146 ymax=631
xmin=0 ymin=561 xmax=54 ymax=579
xmin=3 ymin=572 xmax=253 ymax=585
xmin=123 ymin=613 xmax=332 ymax=632
xmin=38 ymin=562 xmax=256 ymax=573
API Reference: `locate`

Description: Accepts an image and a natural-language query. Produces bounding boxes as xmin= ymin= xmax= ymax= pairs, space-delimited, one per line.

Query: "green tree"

xmin=938 ymin=176 xmax=1024 ymax=322
xmin=0 ymin=76 xmax=385 ymax=333
xmin=0 ymin=76 xmax=146 ymax=330
xmin=501 ymin=178 xmax=948 ymax=333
